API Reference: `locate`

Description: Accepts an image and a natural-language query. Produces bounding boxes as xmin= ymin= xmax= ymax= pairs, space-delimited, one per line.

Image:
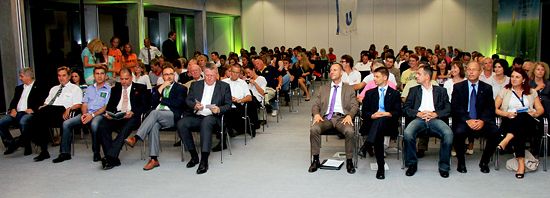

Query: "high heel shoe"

xmin=515 ymin=172 xmax=525 ymax=179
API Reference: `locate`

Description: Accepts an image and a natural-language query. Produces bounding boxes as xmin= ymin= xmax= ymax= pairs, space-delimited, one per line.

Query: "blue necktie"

xmin=469 ymin=84 xmax=477 ymax=119
xmin=379 ymin=87 xmax=385 ymax=112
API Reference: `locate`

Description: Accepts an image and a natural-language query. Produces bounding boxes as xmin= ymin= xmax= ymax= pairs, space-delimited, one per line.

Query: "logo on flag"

xmin=336 ymin=0 xmax=357 ymax=35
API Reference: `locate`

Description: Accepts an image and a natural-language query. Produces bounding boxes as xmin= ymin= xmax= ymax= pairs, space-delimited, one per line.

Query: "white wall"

xmin=242 ymin=0 xmax=494 ymax=60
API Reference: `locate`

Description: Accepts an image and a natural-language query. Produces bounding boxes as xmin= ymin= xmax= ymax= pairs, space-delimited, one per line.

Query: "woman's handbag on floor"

xmin=505 ymin=150 xmax=539 ymax=172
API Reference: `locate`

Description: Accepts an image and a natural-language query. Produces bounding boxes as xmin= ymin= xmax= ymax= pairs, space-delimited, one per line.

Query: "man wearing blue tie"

xmin=451 ymin=61 xmax=499 ymax=174
xmin=359 ymin=67 xmax=401 ymax=179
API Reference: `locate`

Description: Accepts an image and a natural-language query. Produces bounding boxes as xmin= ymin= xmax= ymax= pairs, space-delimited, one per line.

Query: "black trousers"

xmin=225 ymin=102 xmax=258 ymax=135
xmin=453 ymin=121 xmax=499 ymax=165
xmin=177 ymin=115 xmax=220 ymax=153
xmin=32 ymin=105 xmax=66 ymax=152
xmin=364 ymin=117 xmax=393 ymax=168
xmin=99 ymin=116 xmax=141 ymax=158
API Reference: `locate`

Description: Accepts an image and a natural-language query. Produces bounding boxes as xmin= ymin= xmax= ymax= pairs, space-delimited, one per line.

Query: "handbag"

xmin=505 ymin=150 xmax=539 ymax=172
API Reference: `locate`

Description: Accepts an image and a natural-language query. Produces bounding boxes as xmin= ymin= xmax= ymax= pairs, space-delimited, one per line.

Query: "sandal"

xmin=305 ymin=98 xmax=311 ymax=101
xmin=515 ymin=173 xmax=525 ymax=179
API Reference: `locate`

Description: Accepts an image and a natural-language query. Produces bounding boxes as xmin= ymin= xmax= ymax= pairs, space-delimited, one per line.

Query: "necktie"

xmin=379 ymin=87 xmax=386 ymax=112
xmin=326 ymin=85 xmax=339 ymax=120
xmin=147 ymin=48 xmax=151 ymax=64
xmin=48 ymin=85 xmax=65 ymax=105
xmin=121 ymin=87 xmax=129 ymax=112
xmin=159 ymin=85 xmax=171 ymax=109
xmin=469 ymin=84 xmax=477 ymax=119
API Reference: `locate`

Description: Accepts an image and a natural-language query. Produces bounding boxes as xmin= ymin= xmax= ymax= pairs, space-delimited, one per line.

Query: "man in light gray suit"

xmin=309 ymin=63 xmax=359 ymax=174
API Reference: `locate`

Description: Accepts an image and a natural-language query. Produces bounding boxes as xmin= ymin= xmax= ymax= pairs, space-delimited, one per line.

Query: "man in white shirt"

xmin=402 ymin=66 xmax=453 ymax=178
xmin=1 ymin=68 xmax=47 ymax=155
xmin=354 ymin=52 xmax=372 ymax=79
xmin=341 ymin=54 xmax=362 ymax=86
xmin=210 ymin=51 xmax=222 ymax=67
xmin=479 ymin=57 xmax=494 ymax=83
xmin=218 ymin=65 xmax=254 ymax=151
xmin=244 ymin=66 xmax=266 ymax=136
xmin=31 ymin=66 xmax=83 ymax=162
xmin=138 ymin=38 xmax=162 ymax=72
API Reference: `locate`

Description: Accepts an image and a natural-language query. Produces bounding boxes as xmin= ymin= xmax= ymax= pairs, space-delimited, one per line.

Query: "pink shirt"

xmin=358 ymin=81 xmax=397 ymax=98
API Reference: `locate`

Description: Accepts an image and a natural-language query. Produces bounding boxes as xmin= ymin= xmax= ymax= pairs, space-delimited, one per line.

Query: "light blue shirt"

xmin=82 ymin=83 xmax=111 ymax=114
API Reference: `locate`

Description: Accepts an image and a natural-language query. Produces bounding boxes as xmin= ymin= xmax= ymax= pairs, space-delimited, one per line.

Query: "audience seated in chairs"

xmin=309 ymin=63 xmax=359 ymax=174
xmin=359 ymin=67 xmax=402 ymax=179
xmin=98 ymin=68 xmax=150 ymax=170
xmin=403 ymin=65 xmax=453 ymax=178
xmin=494 ymin=67 xmax=544 ymax=179
xmin=451 ymin=61 xmax=500 ymax=174
xmin=1 ymin=67 xmax=47 ymax=155
xmin=31 ymin=66 xmax=83 ymax=162
xmin=124 ymin=65 xmax=187 ymax=171
xmin=177 ymin=63 xmax=232 ymax=174
xmin=53 ymin=65 xmax=111 ymax=163
xmin=220 ymin=64 xmax=254 ymax=149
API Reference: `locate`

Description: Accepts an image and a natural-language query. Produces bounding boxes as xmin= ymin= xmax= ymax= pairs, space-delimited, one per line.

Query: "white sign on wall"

xmin=336 ymin=0 xmax=357 ymax=35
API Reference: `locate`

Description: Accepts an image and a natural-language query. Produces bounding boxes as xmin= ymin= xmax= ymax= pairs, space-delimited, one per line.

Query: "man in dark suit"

xmin=309 ymin=63 xmax=359 ymax=174
xmin=403 ymin=66 xmax=453 ymax=178
xmin=99 ymin=68 xmax=150 ymax=170
xmin=177 ymin=64 xmax=232 ymax=174
xmin=1 ymin=68 xmax=46 ymax=155
xmin=125 ymin=65 xmax=187 ymax=171
xmin=360 ymin=67 xmax=401 ymax=179
xmin=451 ymin=61 xmax=499 ymax=174
xmin=162 ymin=31 xmax=179 ymax=63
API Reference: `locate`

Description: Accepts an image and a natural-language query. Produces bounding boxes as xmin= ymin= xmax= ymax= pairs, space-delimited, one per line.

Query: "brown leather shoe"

xmin=124 ymin=136 xmax=137 ymax=148
xmin=143 ymin=159 xmax=159 ymax=171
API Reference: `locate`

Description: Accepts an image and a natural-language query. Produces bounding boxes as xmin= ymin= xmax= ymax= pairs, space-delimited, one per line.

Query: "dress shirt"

xmin=156 ymin=82 xmax=175 ymax=111
xmin=83 ymin=83 xmax=111 ymax=114
xmin=325 ymin=81 xmax=344 ymax=115
xmin=138 ymin=46 xmax=162 ymax=65
xmin=418 ymin=85 xmax=435 ymax=112
xmin=467 ymin=80 xmax=479 ymax=112
xmin=341 ymin=70 xmax=362 ymax=85
xmin=248 ymin=76 xmax=267 ymax=102
xmin=377 ymin=85 xmax=389 ymax=112
xmin=116 ymin=83 xmax=133 ymax=112
xmin=222 ymin=78 xmax=250 ymax=100
xmin=16 ymin=81 xmax=35 ymax=112
xmin=197 ymin=82 xmax=216 ymax=116
xmin=44 ymin=82 xmax=83 ymax=108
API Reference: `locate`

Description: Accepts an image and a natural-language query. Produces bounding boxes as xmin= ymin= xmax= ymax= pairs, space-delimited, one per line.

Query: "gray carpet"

xmin=1 ymin=89 xmax=549 ymax=197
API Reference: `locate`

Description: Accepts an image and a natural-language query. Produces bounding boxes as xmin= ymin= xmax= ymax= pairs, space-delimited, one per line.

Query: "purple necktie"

xmin=326 ymin=85 xmax=339 ymax=120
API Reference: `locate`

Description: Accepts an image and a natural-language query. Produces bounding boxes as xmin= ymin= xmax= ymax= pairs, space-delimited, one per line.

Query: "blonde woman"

xmin=81 ymin=38 xmax=104 ymax=84
xmin=133 ymin=63 xmax=152 ymax=89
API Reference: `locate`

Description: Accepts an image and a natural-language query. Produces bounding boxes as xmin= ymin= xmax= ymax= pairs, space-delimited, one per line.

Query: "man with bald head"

xmin=451 ymin=61 xmax=499 ymax=174
xmin=180 ymin=61 xmax=203 ymax=88
xmin=99 ymin=68 xmax=150 ymax=170
xmin=178 ymin=63 xmax=232 ymax=174
xmin=139 ymin=38 xmax=162 ymax=72
xmin=309 ymin=63 xmax=359 ymax=174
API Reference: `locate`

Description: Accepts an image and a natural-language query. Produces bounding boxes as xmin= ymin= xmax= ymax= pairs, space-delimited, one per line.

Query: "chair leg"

xmin=180 ymin=140 xmax=185 ymax=162
xmin=494 ymin=147 xmax=500 ymax=170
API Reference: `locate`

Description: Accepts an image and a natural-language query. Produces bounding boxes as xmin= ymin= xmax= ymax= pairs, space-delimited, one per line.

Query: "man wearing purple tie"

xmin=309 ymin=63 xmax=359 ymax=174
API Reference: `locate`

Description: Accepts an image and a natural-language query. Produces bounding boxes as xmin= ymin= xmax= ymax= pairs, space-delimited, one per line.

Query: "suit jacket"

xmin=9 ymin=82 xmax=47 ymax=112
xmin=151 ymin=82 xmax=187 ymax=123
xmin=184 ymin=80 xmax=232 ymax=117
xmin=403 ymin=85 xmax=450 ymax=119
xmin=451 ymin=80 xmax=496 ymax=126
xmin=361 ymin=86 xmax=402 ymax=136
xmin=312 ymin=82 xmax=358 ymax=119
xmin=162 ymin=39 xmax=178 ymax=62
xmin=105 ymin=82 xmax=150 ymax=119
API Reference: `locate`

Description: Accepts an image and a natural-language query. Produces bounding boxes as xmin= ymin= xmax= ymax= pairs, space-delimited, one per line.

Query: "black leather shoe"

xmin=173 ymin=141 xmax=181 ymax=147
xmin=33 ymin=152 xmax=50 ymax=162
xmin=346 ymin=161 xmax=356 ymax=174
xmin=405 ymin=164 xmax=417 ymax=176
xmin=376 ymin=169 xmax=385 ymax=180
xmin=93 ymin=153 xmax=101 ymax=162
xmin=416 ymin=150 xmax=425 ymax=158
xmin=439 ymin=170 xmax=449 ymax=178
xmin=211 ymin=143 xmax=227 ymax=152
xmin=103 ymin=157 xmax=121 ymax=170
xmin=3 ymin=144 xmax=18 ymax=155
xmin=479 ymin=163 xmax=490 ymax=173
xmin=196 ymin=161 xmax=208 ymax=174
xmin=457 ymin=163 xmax=467 ymax=173
xmin=308 ymin=159 xmax=320 ymax=173
xmin=186 ymin=158 xmax=199 ymax=168
xmin=52 ymin=153 xmax=72 ymax=163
